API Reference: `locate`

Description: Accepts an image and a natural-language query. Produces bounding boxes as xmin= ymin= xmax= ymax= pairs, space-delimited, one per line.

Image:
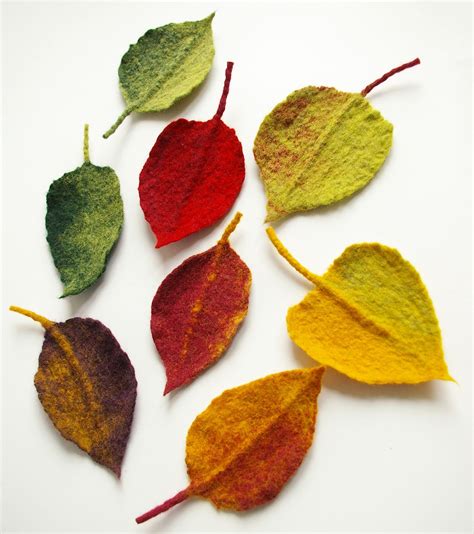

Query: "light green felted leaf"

xmin=46 ymin=125 xmax=124 ymax=297
xmin=253 ymin=86 xmax=393 ymax=222
xmin=103 ymin=13 xmax=215 ymax=138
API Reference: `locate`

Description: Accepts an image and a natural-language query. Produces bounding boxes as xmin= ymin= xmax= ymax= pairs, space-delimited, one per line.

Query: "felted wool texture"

xmin=253 ymin=86 xmax=393 ymax=222
xmin=139 ymin=62 xmax=244 ymax=247
xmin=104 ymin=13 xmax=215 ymax=138
xmin=136 ymin=367 xmax=324 ymax=524
xmin=46 ymin=125 xmax=123 ymax=297
xmin=151 ymin=212 xmax=251 ymax=394
xmin=267 ymin=229 xmax=453 ymax=385
xmin=10 ymin=306 xmax=137 ymax=477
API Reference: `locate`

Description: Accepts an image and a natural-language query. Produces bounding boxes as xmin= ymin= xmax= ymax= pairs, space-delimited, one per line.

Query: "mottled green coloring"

xmin=253 ymin=86 xmax=393 ymax=222
xmin=46 ymin=125 xmax=123 ymax=297
xmin=104 ymin=13 xmax=215 ymax=138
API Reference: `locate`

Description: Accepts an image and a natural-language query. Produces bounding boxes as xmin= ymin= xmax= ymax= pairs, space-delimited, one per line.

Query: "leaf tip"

xmin=163 ymin=382 xmax=175 ymax=395
xmin=265 ymin=208 xmax=281 ymax=224
xmin=445 ymin=373 xmax=457 ymax=384
xmin=112 ymin=464 xmax=122 ymax=479
xmin=304 ymin=365 xmax=326 ymax=387
xmin=61 ymin=286 xmax=76 ymax=298
xmin=310 ymin=365 xmax=326 ymax=377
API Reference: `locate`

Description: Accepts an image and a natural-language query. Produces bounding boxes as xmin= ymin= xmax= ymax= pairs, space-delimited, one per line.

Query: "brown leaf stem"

xmin=361 ymin=58 xmax=420 ymax=97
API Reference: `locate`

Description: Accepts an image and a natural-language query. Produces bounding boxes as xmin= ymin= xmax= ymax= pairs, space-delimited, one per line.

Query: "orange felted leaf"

xmin=136 ymin=367 xmax=325 ymax=524
xmin=266 ymin=229 xmax=453 ymax=385
xmin=10 ymin=306 xmax=137 ymax=477
xmin=151 ymin=212 xmax=251 ymax=394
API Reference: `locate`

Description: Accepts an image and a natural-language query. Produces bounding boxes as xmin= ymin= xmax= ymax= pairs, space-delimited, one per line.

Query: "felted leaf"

xmin=151 ymin=212 xmax=251 ymax=394
xmin=139 ymin=62 xmax=245 ymax=247
xmin=103 ymin=13 xmax=215 ymax=138
xmin=254 ymin=59 xmax=420 ymax=222
xmin=266 ymin=228 xmax=453 ymax=385
xmin=10 ymin=306 xmax=137 ymax=477
xmin=136 ymin=366 xmax=324 ymax=523
xmin=46 ymin=125 xmax=123 ymax=297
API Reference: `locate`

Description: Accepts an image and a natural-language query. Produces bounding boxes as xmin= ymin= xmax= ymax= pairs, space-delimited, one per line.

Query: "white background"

xmin=1 ymin=1 xmax=472 ymax=532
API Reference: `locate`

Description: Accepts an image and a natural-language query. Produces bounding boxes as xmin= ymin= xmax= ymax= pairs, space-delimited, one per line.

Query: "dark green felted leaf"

xmin=103 ymin=13 xmax=215 ymax=138
xmin=46 ymin=125 xmax=123 ymax=297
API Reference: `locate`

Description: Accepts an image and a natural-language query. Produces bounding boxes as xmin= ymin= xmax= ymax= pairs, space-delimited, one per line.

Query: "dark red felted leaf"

xmin=139 ymin=62 xmax=245 ymax=247
xmin=10 ymin=306 xmax=137 ymax=477
xmin=151 ymin=212 xmax=251 ymax=394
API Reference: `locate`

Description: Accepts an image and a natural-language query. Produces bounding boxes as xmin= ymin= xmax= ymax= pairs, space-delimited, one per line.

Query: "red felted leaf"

xmin=139 ymin=62 xmax=245 ymax=247
xmin=151 ymin=212 xmax=251 ymax=394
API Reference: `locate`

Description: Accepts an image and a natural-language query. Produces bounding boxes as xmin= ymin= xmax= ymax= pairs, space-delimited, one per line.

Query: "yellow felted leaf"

xmin=266 ymin=228 xmax=453 ymax=385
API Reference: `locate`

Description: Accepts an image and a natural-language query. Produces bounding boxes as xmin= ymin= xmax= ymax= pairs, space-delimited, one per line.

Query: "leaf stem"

xmin=135 ymin=487 xmax=191 ymax=524
xmin=9 ymin=306 xmax=54 ymax=330
xmin=214 ymin=61 xmax=234 ymax=119
xmin=83 ymin=124 xmax=90 ymax=163
xmin=361 ymin=58 xmax=420 ymax=97
xmin=218 ymin=211 xmax=242 ymax=245
xmin=266 ymin=228 xmax=320 ymax=285
xmin=103 ymin=108 xmax=132 ymax=139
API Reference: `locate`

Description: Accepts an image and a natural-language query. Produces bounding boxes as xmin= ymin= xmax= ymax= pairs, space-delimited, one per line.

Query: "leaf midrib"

xmin=309 ymin=275 xmax=433 ymax=361
xmin=286 ymin=94 xmax=357 ymax=196
xmin=124 ymin=27 xmax=208 ymax=112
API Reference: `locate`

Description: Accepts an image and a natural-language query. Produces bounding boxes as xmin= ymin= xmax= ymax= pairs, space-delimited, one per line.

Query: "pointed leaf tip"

xmin=163 ymin=380 xmax=175 ymax=396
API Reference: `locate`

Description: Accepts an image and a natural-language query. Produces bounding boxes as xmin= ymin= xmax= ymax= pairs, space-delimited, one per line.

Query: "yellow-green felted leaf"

xmin=103 ymin=13 xmax=215 ymax=138
xmin=254 ymin=59 xmax=420 ymax=222
xmin=46 ymin=125 xmax=123 ymax=297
